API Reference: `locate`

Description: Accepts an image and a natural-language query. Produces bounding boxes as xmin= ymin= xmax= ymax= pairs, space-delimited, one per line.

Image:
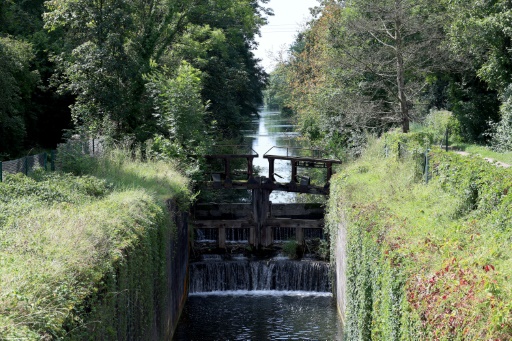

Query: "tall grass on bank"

xmin=328 ymin=136 xmax=512 ymax=340
xmin=0 ymin=146 xmax=191 ymax=339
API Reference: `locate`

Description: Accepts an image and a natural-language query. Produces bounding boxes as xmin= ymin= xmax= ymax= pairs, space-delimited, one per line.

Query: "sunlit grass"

xmin=329 ymin=136 xmax=512 ymax=338
xmin=0 ymin=148 xmax=191 ymax=338
xmin=456 ymin=143 xmax=512 ymax=165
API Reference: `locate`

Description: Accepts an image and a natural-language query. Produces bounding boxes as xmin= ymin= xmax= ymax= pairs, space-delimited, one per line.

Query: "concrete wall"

xmin=334 ymin=211 xmax=348 ymax=323
xmin=165 ymin=200 xmax=190 ymax=339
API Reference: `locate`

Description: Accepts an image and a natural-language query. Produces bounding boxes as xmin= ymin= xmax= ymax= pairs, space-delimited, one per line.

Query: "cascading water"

xmin=189 ymin=257 xmax=331 ymax=293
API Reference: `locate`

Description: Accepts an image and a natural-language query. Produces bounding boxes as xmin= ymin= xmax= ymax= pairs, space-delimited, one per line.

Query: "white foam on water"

xmin=189 ymin=290 xmax=333 ymax=297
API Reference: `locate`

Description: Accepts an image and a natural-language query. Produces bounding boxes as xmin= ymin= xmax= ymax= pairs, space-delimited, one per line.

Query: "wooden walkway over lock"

xmin=202 ymin=145 xmax=341 ymax=195
xmin=194 ymin=146 xmax=342 ymax=249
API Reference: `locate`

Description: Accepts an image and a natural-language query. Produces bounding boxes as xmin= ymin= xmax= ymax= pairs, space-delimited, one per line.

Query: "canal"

xmin=173 ymin=109 xmax=343 ymax=340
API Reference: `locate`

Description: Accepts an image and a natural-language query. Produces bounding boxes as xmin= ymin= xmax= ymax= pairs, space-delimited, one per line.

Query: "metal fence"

xmin=0 ymin=151 xmax=57 ymax=182
xmin=0 ymin=138 xmax=105 ymax=182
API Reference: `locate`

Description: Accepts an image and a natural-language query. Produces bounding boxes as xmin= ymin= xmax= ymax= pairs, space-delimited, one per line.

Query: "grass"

xmin=0 ymin=147 xmax=191 ymax=339
xmin=455 ymin=143 xmax=512 ymax=165
xmin=328 ymin=136 xmax=512 ymax=339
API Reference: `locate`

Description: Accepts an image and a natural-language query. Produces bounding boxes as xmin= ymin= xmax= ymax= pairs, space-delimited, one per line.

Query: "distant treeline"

xmin=265 ymin=0 xmax=512 ymax=155
xmin=0 ymin=0 xmax=271 ymax=160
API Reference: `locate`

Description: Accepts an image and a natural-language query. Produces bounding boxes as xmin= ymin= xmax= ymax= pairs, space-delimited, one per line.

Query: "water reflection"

xmin=244 ymin=109 xmax=304 ymax=203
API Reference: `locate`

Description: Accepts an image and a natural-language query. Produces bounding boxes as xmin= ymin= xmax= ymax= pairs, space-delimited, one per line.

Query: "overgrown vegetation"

xmin=266 ymin=0 xmax=512 ymax=155
xmin=0 ymin=0 xmax=270 ymax=160
xmin=0 ymin=147 xmax=191 ymax=339
xmin=327 ymin=135 xmax=512 ymax=340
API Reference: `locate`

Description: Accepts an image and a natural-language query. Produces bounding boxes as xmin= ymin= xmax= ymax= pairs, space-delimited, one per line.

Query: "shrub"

xmin=282 ymin=240 xmax=299 ymax=259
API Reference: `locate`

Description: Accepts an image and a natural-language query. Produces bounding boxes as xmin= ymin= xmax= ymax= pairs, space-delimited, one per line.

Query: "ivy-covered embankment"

xmin=0 ymin=148 xmax=191 ymax=339
xmin=328 ymin=134 xmax=512 ymax=340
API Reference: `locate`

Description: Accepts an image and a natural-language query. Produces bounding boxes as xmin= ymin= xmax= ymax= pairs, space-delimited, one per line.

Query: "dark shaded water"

xmin=173 ymin=292 xmax=342 ymax=340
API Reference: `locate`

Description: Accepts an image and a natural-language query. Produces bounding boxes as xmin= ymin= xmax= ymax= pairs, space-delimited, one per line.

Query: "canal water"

xmin=173 ymin=292 xmax=342 ymax=340
xmin=173 ymin=109 xmax=342 ymax=340
xmin=243 ymin=109 xmax=301 ymax=203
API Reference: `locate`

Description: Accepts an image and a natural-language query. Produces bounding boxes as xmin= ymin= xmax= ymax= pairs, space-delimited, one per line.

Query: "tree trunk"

xmin=395 ymin=1 xmax=410 ymax=133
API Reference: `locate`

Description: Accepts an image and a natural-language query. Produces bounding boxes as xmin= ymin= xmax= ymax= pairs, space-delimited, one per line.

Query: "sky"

xmin=254 ymin=0 xmax=318 ymax=72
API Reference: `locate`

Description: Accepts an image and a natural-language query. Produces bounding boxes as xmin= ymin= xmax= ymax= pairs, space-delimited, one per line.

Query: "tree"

xmin=0 ymin=37 xmax=39 ymax=158
xmin=0 ymin=0 xmax=73 ymax=157
xmin=43 ymin=0 xmax=270 ymax=143
xmin=328 ymin=0 xmax=447 ymax=133
xmin=443 ymin=0 xmax=512 ymax=143
xmin=43 ymin=0 xmax=197 ymax=140
xmin=146 ymin=61 xmax=207 ymax=159
xmin=185 ymin=0 xmax=270 ymax=138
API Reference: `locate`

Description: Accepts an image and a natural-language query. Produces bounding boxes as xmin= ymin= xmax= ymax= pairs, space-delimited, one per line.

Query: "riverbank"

xmin=328 ymin=134 xmax=512 ymax=339
xmin=0 ymin=147 xmax=191 ymax=339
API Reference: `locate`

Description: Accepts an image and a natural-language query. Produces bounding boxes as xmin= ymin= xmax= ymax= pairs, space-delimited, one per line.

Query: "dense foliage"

xmin=0 ymin=0 xmax=270 ymax=160
xmin=265 ymin=0 xmax=512 ymax=153
xmin=327 ymin=136 xmax=512 ymax=340
xmin=0 ymin=147 xmax=191 ymax=339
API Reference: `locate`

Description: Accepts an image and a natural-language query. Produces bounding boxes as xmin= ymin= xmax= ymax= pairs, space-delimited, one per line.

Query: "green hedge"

xmin=328 ymin=136 xmax=512 ymax=340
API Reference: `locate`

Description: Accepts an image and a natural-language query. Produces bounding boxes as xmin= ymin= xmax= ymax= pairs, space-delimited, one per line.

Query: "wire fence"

xmin=0 ymin=138 xmax=104 ymax=182
xmin=0 ymin=151 xmax=56 ymax=182
xmin=383 ymin=129 xmax=453 ymax=185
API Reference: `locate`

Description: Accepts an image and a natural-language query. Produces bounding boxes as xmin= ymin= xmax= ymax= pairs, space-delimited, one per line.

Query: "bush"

xmin=489 ymin=84 xmax=512 ymax=152
xmin=282 ymin=240 xmax=299 ymax=259
xmin=423 ymin=110 xmax=462 ymax=145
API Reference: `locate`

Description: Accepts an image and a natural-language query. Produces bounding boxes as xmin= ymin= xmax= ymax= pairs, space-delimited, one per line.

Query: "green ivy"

xmin=328 ymin=138 xmax=512 ymax=340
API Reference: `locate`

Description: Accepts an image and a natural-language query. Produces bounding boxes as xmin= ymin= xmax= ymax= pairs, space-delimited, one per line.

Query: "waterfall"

xmin=189 ymin=258 xmax=331 ymax=293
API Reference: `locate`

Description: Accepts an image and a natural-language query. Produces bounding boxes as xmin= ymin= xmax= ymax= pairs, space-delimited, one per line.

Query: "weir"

xmin=189 ymin=254 xmax=331 ymax=293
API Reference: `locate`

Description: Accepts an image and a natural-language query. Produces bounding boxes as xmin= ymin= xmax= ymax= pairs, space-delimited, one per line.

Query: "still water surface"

xmin=173 ymin=109 xmax=342 ymax=340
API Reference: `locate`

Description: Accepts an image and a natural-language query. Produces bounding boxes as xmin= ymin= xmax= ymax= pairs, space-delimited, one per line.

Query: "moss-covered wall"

xmin=65 ymin=200 xmax=189 ymax=340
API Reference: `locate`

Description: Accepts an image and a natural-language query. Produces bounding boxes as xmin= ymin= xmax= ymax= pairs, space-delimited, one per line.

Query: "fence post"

xmin=424 ymin=149 xmax=430 ymax=184
xmin=445 ymin=127 xmax=449 ymax=152
xmin=0 ymin=161 xmax=2 ymax=182
xmin=51 ymin=150 xmax=56 ymax=171
xmin=398 ymin=142 xmax=401 ymax=159
xmin=43 ymin=152 xmax=47 ymax=171
xmin=24 ymin=156 xmax=28 ymax=176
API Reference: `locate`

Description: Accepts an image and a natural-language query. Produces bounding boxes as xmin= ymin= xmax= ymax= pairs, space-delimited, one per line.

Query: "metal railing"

xmin=263 ymin=146 xmax=335 ymax=160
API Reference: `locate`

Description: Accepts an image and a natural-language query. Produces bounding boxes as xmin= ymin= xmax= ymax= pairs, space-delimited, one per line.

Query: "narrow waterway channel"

xmin=243 ymin=109 xmax=302 ymax=203
xmin=173 ymin=109 xmax=343 ymax=340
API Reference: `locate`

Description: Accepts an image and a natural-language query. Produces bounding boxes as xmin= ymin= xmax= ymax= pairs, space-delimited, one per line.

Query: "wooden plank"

xmin=266 ymin=218 xmax=324 ymax=229
xmin=197 ymin=181 xmax=329 ymax=195
xmin=193 ymin=220 xmax=250 ymax=228
xmin=263 ymin=154 xmax=342 ymax=164
xmin=193 ymin=218 xmax=324 ymax=229
xmin=219 ymin=226 xmax=226 ymax=249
